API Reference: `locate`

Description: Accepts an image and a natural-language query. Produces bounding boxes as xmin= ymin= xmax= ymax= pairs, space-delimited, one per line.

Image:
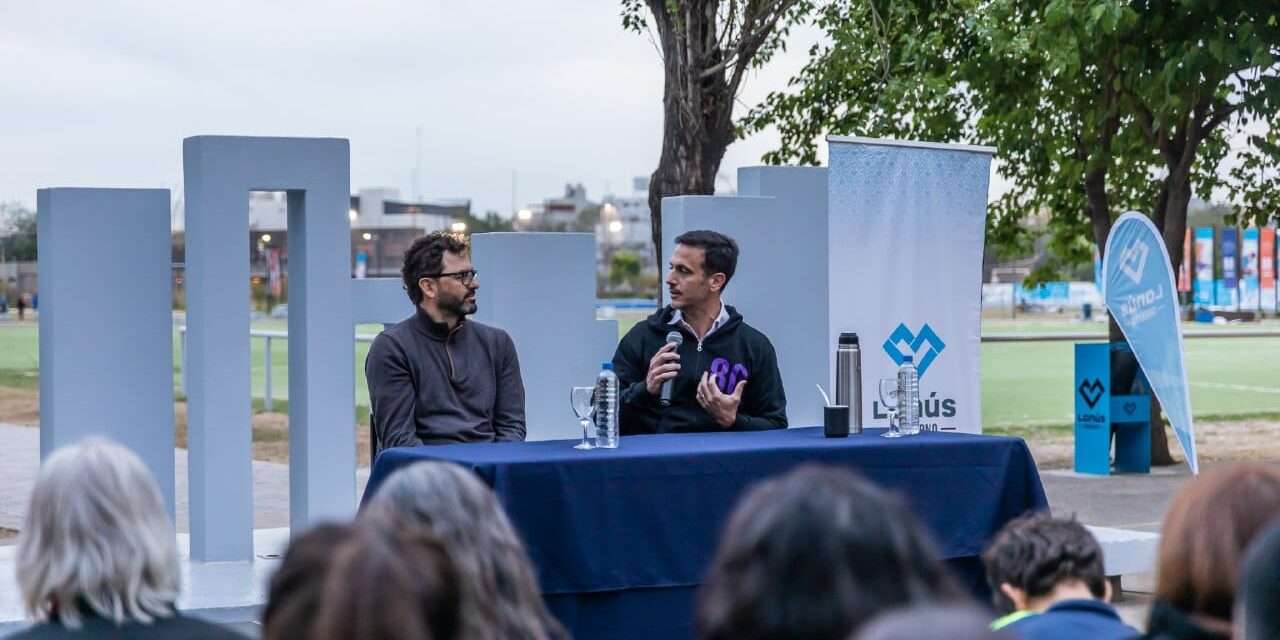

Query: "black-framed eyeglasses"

xmin=421 ymin=269 xmax=479 ymax=286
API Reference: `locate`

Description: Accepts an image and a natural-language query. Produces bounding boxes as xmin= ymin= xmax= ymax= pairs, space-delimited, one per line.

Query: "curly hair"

xmin=401 ymin=231 xmax=469 ymax=306
xmin=981 ymin=513 xmax=1105 ymax=614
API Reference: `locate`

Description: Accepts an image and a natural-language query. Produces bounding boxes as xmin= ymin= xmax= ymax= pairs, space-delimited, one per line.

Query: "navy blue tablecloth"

xmin=361 ymin=427 xmax=1048 ymax=639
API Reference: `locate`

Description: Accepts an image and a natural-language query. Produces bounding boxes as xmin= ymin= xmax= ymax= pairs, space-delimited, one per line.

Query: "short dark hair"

xmin=402 ymin=231 xmax=469 ymax=306
xmin=675 ymin=230 xmax=739 ymax=286
xmin=981 ymin=513 xmax=1106 ymax=614
xmin=696 ymin=465 xmax=964 ymax=640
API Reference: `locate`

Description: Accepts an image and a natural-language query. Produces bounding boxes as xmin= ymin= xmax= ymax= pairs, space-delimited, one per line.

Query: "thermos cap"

xmin=838 ymin=332 xmax=859 ymax=346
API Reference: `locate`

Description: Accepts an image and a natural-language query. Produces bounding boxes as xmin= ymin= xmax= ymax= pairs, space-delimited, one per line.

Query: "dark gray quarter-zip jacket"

xmin=365 ymin=308 xmax=526 ymax=452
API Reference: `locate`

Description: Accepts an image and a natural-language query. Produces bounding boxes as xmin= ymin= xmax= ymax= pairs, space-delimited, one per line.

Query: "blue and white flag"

xmin=1103 ymin=212 xmax=1198 ymax=474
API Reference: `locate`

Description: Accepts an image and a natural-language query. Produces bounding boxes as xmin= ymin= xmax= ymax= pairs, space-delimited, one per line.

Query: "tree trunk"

xmin=644 ymin=1 xmax=737 ymax=301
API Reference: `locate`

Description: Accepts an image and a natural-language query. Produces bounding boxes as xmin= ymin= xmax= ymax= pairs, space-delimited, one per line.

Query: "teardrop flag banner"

xmin=1103 ymin=212 xmax=1198 ymax=474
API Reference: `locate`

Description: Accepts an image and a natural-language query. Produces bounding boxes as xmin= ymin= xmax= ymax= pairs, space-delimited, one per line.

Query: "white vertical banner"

xmin=827 ymin=137 xmax=993 ymax=433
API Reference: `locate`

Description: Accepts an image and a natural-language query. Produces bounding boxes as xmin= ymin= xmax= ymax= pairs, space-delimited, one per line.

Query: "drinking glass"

xmin=571 ymin=386 xmax=596 ymax=450
xmin=878 ymin=378 xmax=903 ymax=438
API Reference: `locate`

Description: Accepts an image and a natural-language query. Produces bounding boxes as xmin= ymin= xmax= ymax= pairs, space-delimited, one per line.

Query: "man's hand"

xmin=645 ymin=342 xmax=681 ymax=396
xmin=697 ymin=372 xmax=746 ymax=428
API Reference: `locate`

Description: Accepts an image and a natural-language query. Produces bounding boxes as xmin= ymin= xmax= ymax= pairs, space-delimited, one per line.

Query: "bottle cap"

xmin=901 ymin=354 xmax=913 ymax=363
xmin=838 ymin=332 xmax=859 ymax=346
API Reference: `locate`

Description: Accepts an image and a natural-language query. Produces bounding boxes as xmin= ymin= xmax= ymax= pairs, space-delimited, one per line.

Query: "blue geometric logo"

xmin=882 ymin=323 xmax=946 ymax=377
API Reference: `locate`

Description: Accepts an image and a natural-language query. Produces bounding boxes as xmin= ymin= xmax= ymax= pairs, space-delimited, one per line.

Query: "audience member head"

xmin=696 ymin=464 xmax=965 ymax=640
xmin=1236 ymin=520 xmax=1280 ymax=640
xmin=263 ymin=515 xmax=461 ymax=640
xmin=261 ymin=523 xmax=349 ymax=639
xmin=1155 ymin=462 xmax=1280 ymax=625
xmin=982 ymin=513 xmax=1107 ymax=614
xmin=854 ymin=605 xmax=1012 ymax=640
xmin=365 ymin=461 xmax=566 ymax=640
xmin=16 ymin=438 xmax=180 ymax=628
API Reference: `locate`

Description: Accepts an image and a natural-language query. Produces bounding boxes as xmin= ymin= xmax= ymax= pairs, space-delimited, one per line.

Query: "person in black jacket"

xmin=613 ymin=230 xmax=786 ymax=434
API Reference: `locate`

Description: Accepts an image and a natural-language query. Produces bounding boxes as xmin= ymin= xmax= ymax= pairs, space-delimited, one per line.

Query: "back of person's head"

xmin=17 ymin=438 xmax=179 ymax=628
xmin=365 ymin=461 xmax=565 ymax=640
xmin=853 ymin=605 xmax=1012 ymax=640
xmin=982 ymin=513 xmax=1106 ymax=613
xmin=1236 ymin=520 xmax=1280 ymax=640
xmin=263 ymin=516 xmax=461 ymax=640
xmin=1156 ymin=462 xmax=1280 ymax=623
xmin=674 ymin=230 xmax=739 ymax=287
xmin=262 ymin=523 xmax=350 ymax=639
xmin=696 ymin=464 xmax=965 ymax=640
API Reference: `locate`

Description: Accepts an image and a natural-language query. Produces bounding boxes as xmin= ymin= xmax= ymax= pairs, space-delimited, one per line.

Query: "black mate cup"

xmin=824 ymin=405 xmax=850 ymax=438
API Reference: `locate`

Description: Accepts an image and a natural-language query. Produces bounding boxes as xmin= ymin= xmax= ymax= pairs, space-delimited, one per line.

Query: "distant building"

xmin=170 ymin=188 xmax=469 ymax=279
xmin=515 ymin=183 xmax=593 ymax=231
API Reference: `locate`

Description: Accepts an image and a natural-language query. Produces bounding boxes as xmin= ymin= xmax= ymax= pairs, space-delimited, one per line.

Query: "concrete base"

xmin=1087 ymin=525 xmax=1161 ymax=577
xmin=0 ymin=528 xmax=288 ymax=633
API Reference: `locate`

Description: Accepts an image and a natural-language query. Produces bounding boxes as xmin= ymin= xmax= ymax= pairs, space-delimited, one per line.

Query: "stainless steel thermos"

xmin=835 ymin=333 xmax=863 ymax=434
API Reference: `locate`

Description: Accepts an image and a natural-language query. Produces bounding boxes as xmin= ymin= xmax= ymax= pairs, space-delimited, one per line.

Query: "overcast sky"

xmin=0 ymin=1 xmax=833 ymax=215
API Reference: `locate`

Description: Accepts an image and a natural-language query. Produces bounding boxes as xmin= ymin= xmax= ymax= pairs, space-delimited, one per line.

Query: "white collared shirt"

xmin=668 ymin=302 xmax=729 ymax=350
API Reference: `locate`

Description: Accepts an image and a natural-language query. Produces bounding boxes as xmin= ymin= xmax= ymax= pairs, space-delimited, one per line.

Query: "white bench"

xmin=1088 ymin=525 xmax=1160 ymax=576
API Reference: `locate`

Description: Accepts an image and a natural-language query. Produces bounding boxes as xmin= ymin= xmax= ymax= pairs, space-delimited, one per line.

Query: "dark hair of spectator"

xmin=696 ymin=464 xmax=965 ymax=640
xmin=313 ymin=513 xmax=460 ymax=640
xmin=674 ymin=230 xmax=739 ymax=287
xmin=853 ymin=605 xmax=1013 ymax=640
xmin=981 ymin=513 xmax=1105 ymax=614
xmin=1238 ymin=520 xmax=1280 ymax=640
xmin=263 ymin=515 xmax=461 ymax=640
xmin=1155 ymin=462 xmax=1280 ymax=622
xmin=262 ymin=523 xmax=352 ymax=639
xmin=401 ymin=231 xmax=469 ymax=306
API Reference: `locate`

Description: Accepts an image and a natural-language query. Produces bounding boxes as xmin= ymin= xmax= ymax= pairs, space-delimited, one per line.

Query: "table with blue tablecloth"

xmin=361 ymin=427 xmax=1048 ymax=640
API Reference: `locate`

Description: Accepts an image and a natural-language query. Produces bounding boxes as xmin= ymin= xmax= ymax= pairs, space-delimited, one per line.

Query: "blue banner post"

xmin=1103 ymin=212 xmax=1199 ymax=474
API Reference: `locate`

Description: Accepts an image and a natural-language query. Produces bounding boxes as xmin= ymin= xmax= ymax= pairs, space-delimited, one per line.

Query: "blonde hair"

xmin=16 ymin=438 xmax=180 ymax=628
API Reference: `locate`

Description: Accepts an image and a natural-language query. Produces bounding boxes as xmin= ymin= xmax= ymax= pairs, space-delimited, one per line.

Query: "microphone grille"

xmin=666 ymin=331 xmax=684 ymax=345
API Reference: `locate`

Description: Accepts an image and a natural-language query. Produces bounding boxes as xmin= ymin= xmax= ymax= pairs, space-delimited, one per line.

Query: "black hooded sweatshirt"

xmin=611 ymin=305 xmax=787 ymax=435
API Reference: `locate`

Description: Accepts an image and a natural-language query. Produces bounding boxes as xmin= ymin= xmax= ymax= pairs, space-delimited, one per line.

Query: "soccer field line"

xmin=1189 ymin=381 xmax=1280 ymax=395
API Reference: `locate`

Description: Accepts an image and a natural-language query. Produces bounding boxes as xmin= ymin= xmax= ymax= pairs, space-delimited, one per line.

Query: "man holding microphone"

xmin=611 ymin=230 xmax=787 ymax=434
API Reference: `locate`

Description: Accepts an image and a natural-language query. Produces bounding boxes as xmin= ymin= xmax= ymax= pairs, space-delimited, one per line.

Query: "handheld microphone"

xmin=659 ymin=331 xmax=683 ymax=407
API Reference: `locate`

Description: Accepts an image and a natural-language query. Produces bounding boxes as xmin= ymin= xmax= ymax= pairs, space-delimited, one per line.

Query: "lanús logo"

xmin=1078 ymin=378 xmax=1105 ymax=409
xmin=882 ymin=323 xmax=946 ymax=377
xmin=1118 ymin=237 xmax=1150 ymax=285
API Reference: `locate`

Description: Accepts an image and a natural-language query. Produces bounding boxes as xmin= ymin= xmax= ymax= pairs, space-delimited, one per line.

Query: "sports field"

xmin=0 ymin=316 xmax=1277 ymax=430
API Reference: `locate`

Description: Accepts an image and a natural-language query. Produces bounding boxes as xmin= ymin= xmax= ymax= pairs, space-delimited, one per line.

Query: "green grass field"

xmin=2 ymin=316 xmax=1277 ymax=430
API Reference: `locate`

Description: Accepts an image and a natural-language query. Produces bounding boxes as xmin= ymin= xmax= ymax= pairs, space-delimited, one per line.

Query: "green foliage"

xmin=0 ymin=202 xmax=37 ymax=261
xmin=462 ymin=210 xmax=514 ymax=233
xmin=745 ymin=0 xmax=1280 ymax=279
xmin=609 ymin=250 xmax=644 ymax=287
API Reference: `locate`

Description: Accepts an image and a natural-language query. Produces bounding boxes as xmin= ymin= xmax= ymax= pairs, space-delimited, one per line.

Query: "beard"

xmin=439 ymin=290 xmax=477 ymax=317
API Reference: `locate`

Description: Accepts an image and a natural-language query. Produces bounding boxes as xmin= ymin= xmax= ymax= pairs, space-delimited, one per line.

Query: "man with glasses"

xmin=365 ymin=231 xmax=525 ymax=452
xmin=612 ymin=229 xmax=787 ymax=435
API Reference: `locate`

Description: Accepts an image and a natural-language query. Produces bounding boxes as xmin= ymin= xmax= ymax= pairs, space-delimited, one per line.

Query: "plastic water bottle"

xmin=897 ymin=355 xmax=920 ymax=435
xmin=595 ymin=362 xmax=619 ymax=448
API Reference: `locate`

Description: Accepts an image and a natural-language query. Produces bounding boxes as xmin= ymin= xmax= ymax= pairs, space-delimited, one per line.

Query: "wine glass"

xmin=878 ymin=378 xmax=903 ymax=439
xmin=570 ymin=386 xmax=596 ymax=450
